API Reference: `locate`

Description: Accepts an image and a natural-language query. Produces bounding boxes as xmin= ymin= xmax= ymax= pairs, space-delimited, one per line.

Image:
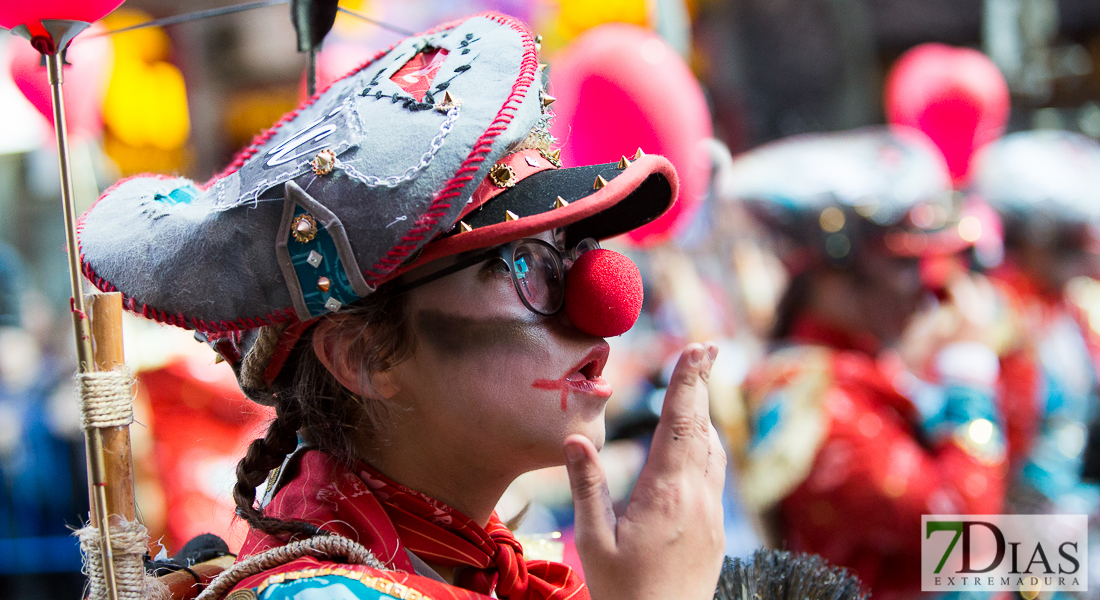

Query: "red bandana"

xmin=237 ymin=450 xmax=588 ymax=600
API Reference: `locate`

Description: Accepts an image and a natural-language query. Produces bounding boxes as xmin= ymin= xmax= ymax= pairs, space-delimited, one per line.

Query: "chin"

xmin=573 ymin=417 xmax=607 ymax=452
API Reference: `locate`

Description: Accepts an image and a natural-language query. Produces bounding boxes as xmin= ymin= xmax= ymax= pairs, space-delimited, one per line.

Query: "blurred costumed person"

xmin=972 ymin=131 xmax=1100 ymax=519
xmin=728 ymin=127 xmax=1007 ymax=600
xmin=78 ymin=13 xmax=727 ymax=600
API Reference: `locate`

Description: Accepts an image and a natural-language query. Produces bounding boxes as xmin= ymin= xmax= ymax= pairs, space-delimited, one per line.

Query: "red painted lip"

xmin=568 ymin=342 xmax=610 ymax=381
xmin=564 ymin=377 xmax=613 ymax=399
xmin=563 ymin=342 xmax=612 ymax=398
xmin=533 ymin=342 xmax=614 ymax=409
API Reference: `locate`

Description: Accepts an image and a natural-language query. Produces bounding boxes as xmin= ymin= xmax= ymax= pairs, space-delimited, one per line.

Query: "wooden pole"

xmin=159 ymin=555 xmax=237 ymax=600
xmin=45 ymin=41 xmax=119 ymax=598
xmin=86 ymin=291 xmax=137 ymax=525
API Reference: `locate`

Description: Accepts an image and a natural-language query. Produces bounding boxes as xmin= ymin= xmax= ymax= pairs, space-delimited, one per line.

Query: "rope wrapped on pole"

xmin=75 ymin=292 xmax=145 ymax=600
xmin=79 ymin=369 xmax=135 ymax=429
xmin=76 ymin=519 xmax=172 ymax=600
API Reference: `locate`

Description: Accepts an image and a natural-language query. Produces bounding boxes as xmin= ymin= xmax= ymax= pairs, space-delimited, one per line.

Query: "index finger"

xmin=646 ymin=343 xmax=716 ymax=476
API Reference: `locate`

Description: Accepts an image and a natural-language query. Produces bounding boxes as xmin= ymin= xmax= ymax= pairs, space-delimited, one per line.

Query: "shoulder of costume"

xmin=229 ymin=556 xmax=494 ymax=600
xmin=743 ymin=344 xmax=835 ymax=409
xmin=739 ymin=344 xmax=834 ymax=511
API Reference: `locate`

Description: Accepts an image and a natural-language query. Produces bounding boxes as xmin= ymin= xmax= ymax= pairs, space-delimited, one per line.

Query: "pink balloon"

xmin=9 ymin=25 xmax=113 ymax=141
xmin=549 ymin=24 xmax=713 ymax=247
xmin=0 ymin=1 xmax=125 ymax=44
xmin=885 ymin=43 xmax=1009 ymax=187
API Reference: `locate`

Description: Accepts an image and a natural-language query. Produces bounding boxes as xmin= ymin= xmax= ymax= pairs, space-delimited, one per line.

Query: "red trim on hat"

xmin=81 ymin=255 xmax=299 ymax=335
xmin=262 ymin=318 xmax=319 ymax=384
xmin=202 ymin=15 xmax=475 ymax=188
xmin=881 ymin=227 xmax=971 ymax=257
xmin=75 ymin=13 xmax=536 ymax=339
xmin=387 ymin=154 xmax=679 ymax=281
xmin=362 ymin=13 xmax=540 ymax=286
xmin=462 ymin=148 xmax=559 ymax=219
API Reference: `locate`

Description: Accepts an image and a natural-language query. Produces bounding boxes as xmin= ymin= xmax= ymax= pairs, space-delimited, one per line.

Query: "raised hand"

xmin=564 ymin=342 xmax=726 ymax=600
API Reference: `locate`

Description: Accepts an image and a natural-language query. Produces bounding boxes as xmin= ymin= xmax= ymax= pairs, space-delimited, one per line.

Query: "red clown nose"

xmin=565 ymin=249 xmax=644 ymax=338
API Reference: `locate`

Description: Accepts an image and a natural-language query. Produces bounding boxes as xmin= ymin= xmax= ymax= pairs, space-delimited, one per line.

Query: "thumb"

xmin=564 ymin=434 xmax=616 ymax=554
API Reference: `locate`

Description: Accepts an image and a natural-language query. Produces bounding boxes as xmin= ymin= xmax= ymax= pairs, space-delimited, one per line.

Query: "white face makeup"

xmin=385 ymin=230 xmax=613 ymax=474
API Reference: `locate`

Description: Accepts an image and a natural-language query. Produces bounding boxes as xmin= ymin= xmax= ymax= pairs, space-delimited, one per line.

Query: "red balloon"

xmin=549 ymin=24 xmax=713 ymax=247
xmin=885 ymin=43 xmax=1009 ymax=187
xmin=9 ymin=25 xmax=113 ymax=141
xmin=0 ymin=1 xmax=125 ymax=44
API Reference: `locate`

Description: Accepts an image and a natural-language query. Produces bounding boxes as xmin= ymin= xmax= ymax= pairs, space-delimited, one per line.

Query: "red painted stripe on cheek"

xmin=532 ymin=377 xmax=569 ymax=412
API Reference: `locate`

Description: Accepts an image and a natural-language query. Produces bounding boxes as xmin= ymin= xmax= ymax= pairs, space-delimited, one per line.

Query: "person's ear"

xmin=311 ymin=318 xmax=401 ymax=399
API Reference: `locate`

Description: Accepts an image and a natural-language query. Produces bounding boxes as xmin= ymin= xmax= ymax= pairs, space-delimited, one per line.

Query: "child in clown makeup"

xmin=263 ymin=227 xmax=727 ymax=599
xmin=76 ymin=14 xmax=727 ymax=600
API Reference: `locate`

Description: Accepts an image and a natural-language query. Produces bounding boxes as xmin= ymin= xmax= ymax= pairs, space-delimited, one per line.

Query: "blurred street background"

xmin=0 ymin=0 xmax=1099 ymax=597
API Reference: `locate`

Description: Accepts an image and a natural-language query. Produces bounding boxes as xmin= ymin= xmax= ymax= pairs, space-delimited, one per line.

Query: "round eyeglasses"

xmin=391 ymin=237 xmax=601 ymax=315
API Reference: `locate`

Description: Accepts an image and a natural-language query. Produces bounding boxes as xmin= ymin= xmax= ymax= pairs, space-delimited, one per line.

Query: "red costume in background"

xmin=738 ymin=316 xmax=1007 ymax=600
xmin=989 ymin=263 xmax=1100 ymax=514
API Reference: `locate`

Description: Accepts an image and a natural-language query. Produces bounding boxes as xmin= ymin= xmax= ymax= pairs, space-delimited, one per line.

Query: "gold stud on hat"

xmin=617 ymin=156 xmax=630 ymax=169
xmin=505 ymin=210 xmax=519 ymax=222
xmin=489 ymin=163 xmax=516 ymax=188
xmin=291 ymin=214 xmax=318 ymax=243
xmin=459 ymin=221 xmax=474 ymax=233
xmin=593 ymin=175 xmax=608 ymax=190
xmin=539 ymin=147 xmax=562 ymax=168
xmin=311 ymin=149 xmax=336 ymax=176
xmin=541 ymin=93 xmax=556 ymax=109
xmin=317 ymin=277 xmax=332 ymax=292
xmin=554 ymin=196 xmax=569 ymax=209
xmin=633 ymin=148 xmax=645 ymax=160
xmin=435 ymin=90 xmax=460 ymax=113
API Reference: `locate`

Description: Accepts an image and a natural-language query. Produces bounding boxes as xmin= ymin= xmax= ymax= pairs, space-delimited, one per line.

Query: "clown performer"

xmin=76 ymin=13 xmax=726 ymax=600
xmin=728 ymin=128 xmax=1008 ymax=600
xmin=971 ymin=132 xmax=1100 ymax=524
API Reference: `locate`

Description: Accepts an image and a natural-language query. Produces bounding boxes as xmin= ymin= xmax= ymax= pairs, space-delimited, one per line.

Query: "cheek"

xmin=401 ymin=317 xmax=560 ymax=404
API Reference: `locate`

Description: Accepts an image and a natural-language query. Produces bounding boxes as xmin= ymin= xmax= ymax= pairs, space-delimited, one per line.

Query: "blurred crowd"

xmin=2 ymin=1 xmax=1100 ymax=599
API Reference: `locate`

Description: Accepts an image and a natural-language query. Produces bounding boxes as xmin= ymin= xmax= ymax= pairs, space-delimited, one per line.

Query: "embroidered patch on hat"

xmin=78 ymin=11 xmax=680 ymax=384
xmin=79 ymin=13 xmax=545 ymax=334
xmin=391 ymin=47 xmax=448 ymax=101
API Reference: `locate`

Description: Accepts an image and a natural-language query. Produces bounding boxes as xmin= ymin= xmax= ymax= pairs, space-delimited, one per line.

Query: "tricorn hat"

xmin=972 ymin=130 xmax=1100 ymax=227
xmin=78 ymin=13 xmax=678 ymax=388
xmin=727 ymin=126 xmax=972 ymax=265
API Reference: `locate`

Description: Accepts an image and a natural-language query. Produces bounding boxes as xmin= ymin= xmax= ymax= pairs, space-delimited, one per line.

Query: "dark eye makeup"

xmin=481 ymin=257 xmax=511 ymax=277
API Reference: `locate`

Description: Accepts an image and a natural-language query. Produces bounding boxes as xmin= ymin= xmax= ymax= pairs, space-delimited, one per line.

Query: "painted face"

xmin=855 ymin=251 xmax=925 ymax=344
xmin=385 ymin=231 xmax=613 ymax=474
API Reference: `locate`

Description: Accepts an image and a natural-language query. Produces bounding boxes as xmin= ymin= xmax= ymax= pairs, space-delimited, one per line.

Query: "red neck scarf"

xmin=238 ymin=450 xmax=588 ymax=600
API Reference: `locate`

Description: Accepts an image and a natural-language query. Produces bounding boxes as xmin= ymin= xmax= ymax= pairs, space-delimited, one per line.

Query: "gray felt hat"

xmin=972 ymin=130 xmax=1100 ymax=225
xmin=728 ymin=126 xmax=972 ymax=262
xmin=78 ymin=12 xmax=678 ymax=386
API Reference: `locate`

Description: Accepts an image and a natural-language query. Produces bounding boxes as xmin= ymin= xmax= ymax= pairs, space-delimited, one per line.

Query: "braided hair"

xmin=231 ymin=286 xmax=414 ymax=541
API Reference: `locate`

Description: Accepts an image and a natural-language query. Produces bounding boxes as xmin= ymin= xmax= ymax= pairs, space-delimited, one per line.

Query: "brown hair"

xmin=232 ymin=285 xmax=415 ymax=540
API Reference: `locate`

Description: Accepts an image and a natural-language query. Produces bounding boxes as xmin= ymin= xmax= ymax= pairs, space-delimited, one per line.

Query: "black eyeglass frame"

xmin=390 ymin=237 xmax=600 ymax=316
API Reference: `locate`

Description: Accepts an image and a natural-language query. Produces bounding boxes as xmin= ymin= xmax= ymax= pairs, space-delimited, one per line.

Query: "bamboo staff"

xmin=87 ymin=293 xmax=136 ymax=527
xmin=38 ymin=38 xmax=123 ymax=600
xmin=76 ymin=292 xmax=155 ymax=600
